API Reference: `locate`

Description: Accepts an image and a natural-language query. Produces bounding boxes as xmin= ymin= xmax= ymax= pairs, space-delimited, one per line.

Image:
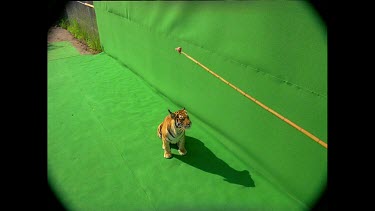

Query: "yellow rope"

xmin=175 ymin=47 xmax=327 ymax=149
xmin=77 ymin=1 xmax=94 ymax=8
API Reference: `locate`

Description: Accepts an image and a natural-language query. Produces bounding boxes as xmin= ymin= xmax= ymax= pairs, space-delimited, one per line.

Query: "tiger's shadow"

xmin=171 ymin=136 xmax=255 ymax=187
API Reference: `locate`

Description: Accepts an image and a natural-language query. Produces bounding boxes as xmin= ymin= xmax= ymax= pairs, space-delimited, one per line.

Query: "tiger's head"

xmin=168 ymin=108 xmax=192 ymax=129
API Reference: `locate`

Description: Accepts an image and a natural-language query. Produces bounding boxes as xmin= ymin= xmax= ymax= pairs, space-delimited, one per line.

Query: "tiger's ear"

xmin=182 ymin=107 xmax=185 ymax=111
xmin=168 ymin=109 xmax=176 ymax=118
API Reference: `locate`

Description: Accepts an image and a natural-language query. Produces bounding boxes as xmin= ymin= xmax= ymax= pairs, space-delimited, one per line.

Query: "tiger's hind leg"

xmin=157 ymin=122 xmax=172 ymax=158
xmin=162 ymin=137 xmax=172 ymax=159
xmin=157 ymin=123 xmax=166 ymax=151
xmin=177 ymin=135 xmax=187 ymax=156
xmin=157 ymin=123 xmax=163 ymax=139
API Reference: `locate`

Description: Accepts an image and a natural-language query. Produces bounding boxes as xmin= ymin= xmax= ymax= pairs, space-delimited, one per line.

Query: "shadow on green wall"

xmin=173 ymin=136 xmax=255 ymax=187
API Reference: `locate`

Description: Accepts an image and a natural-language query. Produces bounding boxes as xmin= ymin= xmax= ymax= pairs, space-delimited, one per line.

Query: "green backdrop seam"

xmin=101 ymin=49 xmax=314 ymax=210
xmin=92 ymin=2 xmax=327 ymax=207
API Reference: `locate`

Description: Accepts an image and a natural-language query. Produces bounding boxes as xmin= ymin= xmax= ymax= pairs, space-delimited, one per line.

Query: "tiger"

xmin=157 ymin=108 xmax=192 ymax=159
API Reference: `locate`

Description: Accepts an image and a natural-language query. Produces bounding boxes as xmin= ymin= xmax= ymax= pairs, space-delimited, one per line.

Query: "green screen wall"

xmin=94 ymin=1 xmax=327 ymax=208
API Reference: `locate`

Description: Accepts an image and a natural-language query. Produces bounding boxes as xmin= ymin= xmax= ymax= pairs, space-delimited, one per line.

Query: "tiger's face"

xmin=169 ymin=108 xmax=192 ymax=129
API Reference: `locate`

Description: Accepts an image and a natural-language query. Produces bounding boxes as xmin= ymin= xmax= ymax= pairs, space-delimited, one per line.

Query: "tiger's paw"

xmin=178 ymin=149 xmax=187 ymax=156
xmin=164 ymin=152 xmax=172 ymax=159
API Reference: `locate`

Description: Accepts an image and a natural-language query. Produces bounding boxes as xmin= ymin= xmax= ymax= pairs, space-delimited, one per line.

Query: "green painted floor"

xmin=48 ymin=41 xmax=306 ymax=210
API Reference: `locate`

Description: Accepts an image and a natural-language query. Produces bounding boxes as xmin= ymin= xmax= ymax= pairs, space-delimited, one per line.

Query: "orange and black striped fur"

xmin=157 ymin=108 xmax=192 ymax=159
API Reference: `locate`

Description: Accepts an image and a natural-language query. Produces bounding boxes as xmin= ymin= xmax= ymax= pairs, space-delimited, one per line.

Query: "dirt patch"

xmin=47 ymin=26 xmax=99 ymax=55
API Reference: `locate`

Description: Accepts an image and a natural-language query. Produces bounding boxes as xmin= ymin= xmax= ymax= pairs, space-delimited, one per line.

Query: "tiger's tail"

xmin=157 ymin=123 xmax=163 ymax=139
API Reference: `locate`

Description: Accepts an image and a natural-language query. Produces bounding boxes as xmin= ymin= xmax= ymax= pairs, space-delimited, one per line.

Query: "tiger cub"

xmin=157 ymin=108 xmax=192 ymax=159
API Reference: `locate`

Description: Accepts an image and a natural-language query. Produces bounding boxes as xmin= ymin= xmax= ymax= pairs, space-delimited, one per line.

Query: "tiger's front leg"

xmin=162 ymin=137 xmax=172 ymax=159
xmin=178 ymin=135 xmax=187 ymax=156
